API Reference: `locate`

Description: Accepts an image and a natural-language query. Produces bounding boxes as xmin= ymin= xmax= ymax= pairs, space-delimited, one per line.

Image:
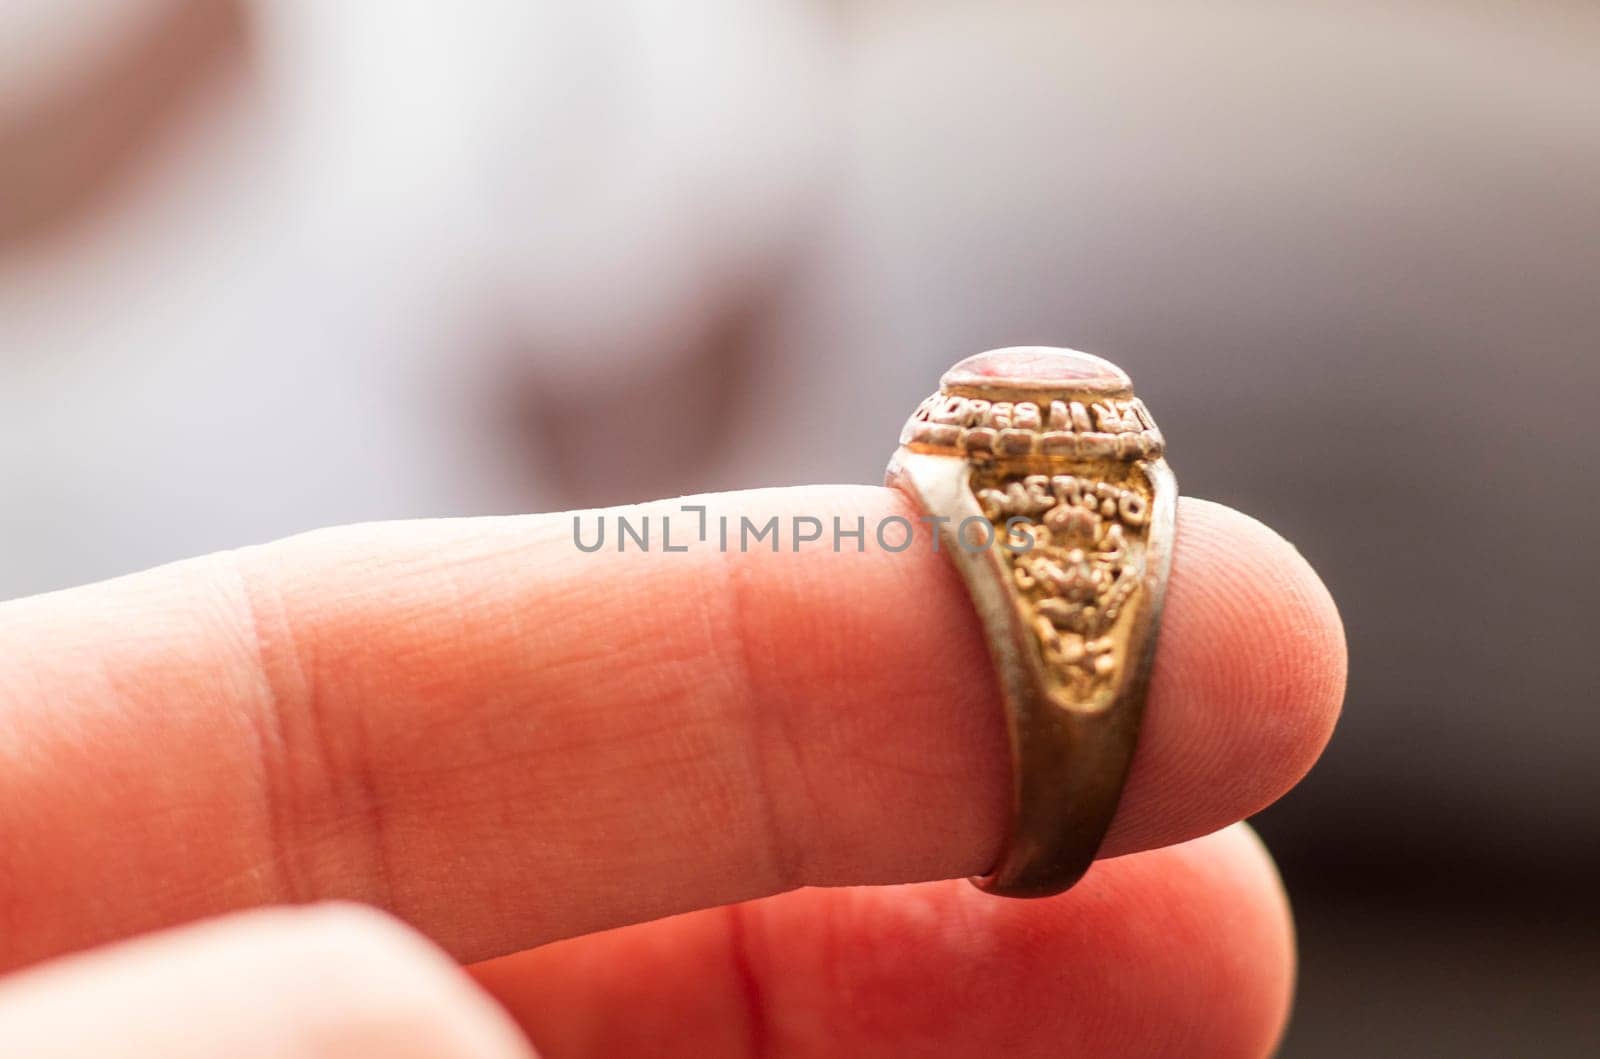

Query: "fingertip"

xmin=754 ymin=823 xmax=1297 ymax=1058
xmin=1126 ymin=823 xmax=1297 ymax=1058
xmin=0 ymin=903 xmax=538 ymax=1059
xmin=1106 ymin=498 xmax=1347 ymax=855
xmin=1174 ymin=498 xmax=1349 ymax=717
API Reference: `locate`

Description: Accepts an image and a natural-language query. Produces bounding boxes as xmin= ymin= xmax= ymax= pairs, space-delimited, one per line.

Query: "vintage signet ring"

xmin=886 ymin=347 xmax=1177 ymax=897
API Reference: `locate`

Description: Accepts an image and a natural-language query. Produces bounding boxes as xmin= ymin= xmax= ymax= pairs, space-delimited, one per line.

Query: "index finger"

xmin=0 ymin=486 xmax=1343 ymax=970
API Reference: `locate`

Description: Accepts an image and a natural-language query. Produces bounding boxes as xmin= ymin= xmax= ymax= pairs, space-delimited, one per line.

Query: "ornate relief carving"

xmin=971 ymin=466 xmax=1154 ymax=704
xmin=900 ymin=393 xmax=1164 ymax=460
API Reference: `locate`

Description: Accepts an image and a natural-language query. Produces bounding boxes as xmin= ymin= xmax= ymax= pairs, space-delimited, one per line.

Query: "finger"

xmin=0 ymin=903 xmax=534 ymax=1059
xmin=0 ymin=486 xmax=1343 ymax=969
xmin=472 ymin=825 xmax=1293 ymax=1059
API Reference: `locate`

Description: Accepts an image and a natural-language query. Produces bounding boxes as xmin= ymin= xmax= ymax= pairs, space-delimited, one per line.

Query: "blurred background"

xmin=1 ymin=1 xmax=1596 ymax=1053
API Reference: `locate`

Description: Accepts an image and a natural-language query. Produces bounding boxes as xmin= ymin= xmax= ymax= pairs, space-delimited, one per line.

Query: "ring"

xmin=886 ymin=347 xmax=1177 ymax=897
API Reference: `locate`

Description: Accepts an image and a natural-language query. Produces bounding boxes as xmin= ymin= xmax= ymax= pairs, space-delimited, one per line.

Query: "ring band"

xmin=886 ymin=347 xmax=1176 ymax=897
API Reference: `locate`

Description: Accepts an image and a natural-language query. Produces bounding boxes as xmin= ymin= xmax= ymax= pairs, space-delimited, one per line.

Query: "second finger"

xmin=473 ymin=825 xmax=1295 ymax=1059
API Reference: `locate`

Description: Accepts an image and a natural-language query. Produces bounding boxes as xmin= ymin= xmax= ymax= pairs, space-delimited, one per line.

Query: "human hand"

xmin=0 ymin=486 xmax=1343 ymax=1057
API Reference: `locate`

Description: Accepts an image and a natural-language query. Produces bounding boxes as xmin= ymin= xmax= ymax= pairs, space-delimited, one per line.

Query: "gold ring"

xmin=887 ymin=347 xmax=1176 ymax=897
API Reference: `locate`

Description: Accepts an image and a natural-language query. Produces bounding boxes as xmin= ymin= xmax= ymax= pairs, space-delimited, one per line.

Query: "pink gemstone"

xmin=941 ymin=346 xmax=1131 ymax=395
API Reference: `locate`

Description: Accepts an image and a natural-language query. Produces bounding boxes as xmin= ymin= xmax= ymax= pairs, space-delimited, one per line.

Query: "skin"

xmin=0 ymin=486 xmax=1344 ymax=1057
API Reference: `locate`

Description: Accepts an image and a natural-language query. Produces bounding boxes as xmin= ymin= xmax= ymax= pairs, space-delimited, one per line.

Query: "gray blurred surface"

xmin=2 ymin=1 xmax=1596 ymax=1053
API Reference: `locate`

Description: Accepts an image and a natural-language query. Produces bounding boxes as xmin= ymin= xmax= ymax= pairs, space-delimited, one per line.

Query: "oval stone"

xmin=941 ymin=346 xmax=1132 ymax=396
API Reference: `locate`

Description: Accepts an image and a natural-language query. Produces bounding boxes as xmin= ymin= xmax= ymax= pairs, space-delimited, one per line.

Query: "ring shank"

xmin=886 ymin=450 xmax=1177 ymax=897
